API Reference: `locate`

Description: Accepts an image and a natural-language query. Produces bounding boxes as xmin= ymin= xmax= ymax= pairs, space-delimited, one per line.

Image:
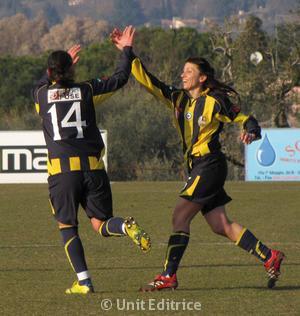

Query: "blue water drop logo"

xmin=256 ymin=134 xmax=276 ymax=166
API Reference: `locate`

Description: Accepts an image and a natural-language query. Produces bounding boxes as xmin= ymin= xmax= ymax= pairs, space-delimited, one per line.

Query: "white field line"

xmin=0 ymin=241 xmax=299 ymax=249
xmin=158 ymin=242 xmax=300 ymax=246
xmin=112 ymin=188 xmax=300 ymax=195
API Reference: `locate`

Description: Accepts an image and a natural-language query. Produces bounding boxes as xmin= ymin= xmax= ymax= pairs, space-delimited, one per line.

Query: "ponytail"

xmin=185 ymin=57 xmax=239 ymax=100
xmin=47 ymin=50 xmax=74 ymax=84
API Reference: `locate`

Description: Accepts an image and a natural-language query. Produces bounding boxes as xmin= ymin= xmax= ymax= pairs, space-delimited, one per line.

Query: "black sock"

xmin=162 ymin=231 xmax=190 ymax=276
xmin=78 ymin=278 xmax=92 ymax=286
xmin=60 ymin=227 xmax=89 ymax=275
xmin=236 ymin=228 xmax=271 ymax=263
xmin=99 ymin=217 xmax=125 ymax=237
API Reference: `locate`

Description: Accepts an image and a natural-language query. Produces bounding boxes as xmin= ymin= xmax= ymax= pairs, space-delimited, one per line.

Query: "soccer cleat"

xmin=124 ymin=216 xmax=151 ymax=253
xmin=264 ymin=249 xmax=285 ymax=289
xmin=65 ymin=280 xmax=94 ymax=294
xmin=139 ymin=274 xmax=178 ymax=292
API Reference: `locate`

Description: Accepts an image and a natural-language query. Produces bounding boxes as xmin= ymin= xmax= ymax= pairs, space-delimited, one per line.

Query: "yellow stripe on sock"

xmin=105 ymin=218 xmax=123 ymax=237
xmin=255 ymin=241 xmax=266 ymax=259
xmin=171 ymin=232 xmax=190 ymax=238
xmin=59 ymin=223 xmax=75 ymax=229
xmin=163 ymin=244 xmax=186 ymax=271
xmin=98 ymin=222 xmax=105 ymax=236
xmin=64 ymin=236 xmax=77 ymax=272
xmin=235 ymin=228 xmax=247 ymax=245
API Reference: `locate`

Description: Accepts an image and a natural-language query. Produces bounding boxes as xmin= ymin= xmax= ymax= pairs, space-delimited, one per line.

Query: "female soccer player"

xmin=111 ymin=29 xmax=285 ymax=291
xmin=33 ymin=26 xmax=150 ymax=294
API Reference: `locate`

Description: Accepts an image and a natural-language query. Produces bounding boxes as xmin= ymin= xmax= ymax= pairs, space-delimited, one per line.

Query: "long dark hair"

xmin=47 ymin=50 xmax=74 ymax=83
xmin=185 ymin=57 xmax=239 ymax=98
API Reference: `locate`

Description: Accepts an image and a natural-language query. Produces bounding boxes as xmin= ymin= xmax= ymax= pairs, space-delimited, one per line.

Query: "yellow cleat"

xmin=65 ymin=281 xmax=94 ymax=294
xmin=124 ymin=217 xmax=151 ymax=253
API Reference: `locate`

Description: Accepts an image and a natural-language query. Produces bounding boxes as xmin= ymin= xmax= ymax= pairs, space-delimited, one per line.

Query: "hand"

xmin=110 ymin=25 xmax=135 ymax=51
xmin=110 ymin=28 xmax=122 ymax=49
xmin=67 ymin=44 xmax=81 ymax=65
xmin=240 ymin=131 xmax=256 ymax=145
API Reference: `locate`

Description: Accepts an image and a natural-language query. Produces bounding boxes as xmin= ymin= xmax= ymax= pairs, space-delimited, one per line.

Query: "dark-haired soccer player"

xmin=33 ymin=26 xmax=150 ymax=294
xmin=111 ymin=28 xmax=285 ymax=291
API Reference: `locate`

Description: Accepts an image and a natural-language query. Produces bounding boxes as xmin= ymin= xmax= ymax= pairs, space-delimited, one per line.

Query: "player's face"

xmin=181 ymin=62 xmax=206 ymax=91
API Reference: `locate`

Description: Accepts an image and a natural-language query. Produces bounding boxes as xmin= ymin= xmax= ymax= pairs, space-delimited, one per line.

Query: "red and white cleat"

xmin=264 ymin=249 xmax=285 ymax=288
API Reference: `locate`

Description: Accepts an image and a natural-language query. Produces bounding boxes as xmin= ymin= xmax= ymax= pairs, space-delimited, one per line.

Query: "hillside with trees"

xmin=0 ymin=0 xmax=298 ymax=28
xmin=0 ymin=10 xmax=299 ymax=180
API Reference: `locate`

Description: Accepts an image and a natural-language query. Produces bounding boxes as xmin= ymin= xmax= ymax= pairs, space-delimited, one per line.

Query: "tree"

xmin=40 ymin=16 xmax=110 ymax=52
xmin=0 ymin=55 xmax=45 ymax=109
xmin=135 ymin=27 xmax=211 ymax=86
xmin=0 ymin=13 xmax=48 ymax=55
xmin=0 ymin=22 xmax=299 ymax=180
xmin=110 ymin=0 xmax=145 ymax=27
xmin=206 ymin=13 xmax=300 ymax=178
xmin=95 ymin=88 xmax=183 ymax=180
xmin=269 ymin=7 xmax=300 ymax=126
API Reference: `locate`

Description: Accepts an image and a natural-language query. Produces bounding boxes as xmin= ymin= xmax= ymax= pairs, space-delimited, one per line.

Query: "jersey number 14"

xmin=48 ymin=102 xmax=87 ymax=141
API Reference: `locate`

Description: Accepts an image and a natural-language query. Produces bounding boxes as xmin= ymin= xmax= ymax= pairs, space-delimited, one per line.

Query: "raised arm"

xmin=132 ymin=57 xmax=179 ymax=109
xmin=88 ymin=26 xmax=136 ymax=105
xmin=111 ymin=28 xmax=177 ymax=109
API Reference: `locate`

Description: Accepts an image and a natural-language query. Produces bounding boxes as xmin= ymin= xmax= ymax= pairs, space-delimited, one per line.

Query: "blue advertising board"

xmin=245 ymin=128 xmax=300 ymax=181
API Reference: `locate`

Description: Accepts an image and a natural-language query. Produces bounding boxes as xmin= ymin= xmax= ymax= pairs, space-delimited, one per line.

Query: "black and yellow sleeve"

xmin=214 ymin=93 xmax=261 ymax=139
xmin=131 ymin=57 xmax=177 ymax=109
xmin=32 ymin=73 xmax=49 ymax=115
xmin=88 ymin=46 xmax=134 ymax=106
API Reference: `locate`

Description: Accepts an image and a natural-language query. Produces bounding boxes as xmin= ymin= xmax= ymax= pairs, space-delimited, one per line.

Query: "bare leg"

xmin=172 ymin=197 xmax=202 ymax=233
xmin=204 ymin=206 xmax=274 ymax=265
xmin=204 ymin=205 xmax=244 ymax=242
xmin=90 ymin=217 xmax=105 ymax=232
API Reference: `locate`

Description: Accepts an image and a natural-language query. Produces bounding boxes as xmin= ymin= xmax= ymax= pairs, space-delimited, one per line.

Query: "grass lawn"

xmin=0 ymin=181 xmax=299 ymax=315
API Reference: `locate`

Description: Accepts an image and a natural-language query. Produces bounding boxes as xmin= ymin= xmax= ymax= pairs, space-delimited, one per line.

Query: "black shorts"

xmin=180 ymin=152 xmax=232 ymax=215
xmin=48 ymin=170 xmax=113 ymax=226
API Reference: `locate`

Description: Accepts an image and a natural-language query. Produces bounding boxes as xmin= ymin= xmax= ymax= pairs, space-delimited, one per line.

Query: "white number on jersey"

xmin=48 ymin=102 xmax=87 ymax=141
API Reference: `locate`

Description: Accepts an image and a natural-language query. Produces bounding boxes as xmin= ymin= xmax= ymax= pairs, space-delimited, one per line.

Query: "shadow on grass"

xmin=176 ymin=285 xmax=300 ymax=292
xmin=92 ymin=285 xmax=300 ymax=294
xmin=268 ymin=286 xmax=300 ymax=291
xmin=1 ymin=262 xmax=299 ymax=272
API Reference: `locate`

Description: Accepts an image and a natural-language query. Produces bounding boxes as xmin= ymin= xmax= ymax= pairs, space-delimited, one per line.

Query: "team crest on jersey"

xmin=48 ymin=87 xmax=82 ymax=103
xmin=185 ymin=112 xmax=192 ymax=120
xmin=198 ymin=115 xmax=207 ymax=126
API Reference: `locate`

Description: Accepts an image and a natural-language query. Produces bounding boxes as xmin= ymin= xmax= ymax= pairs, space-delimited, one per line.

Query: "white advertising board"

xmin=245 ymin=128 xmax=300 ymax=181
xmin=0 ymin=130 xmax=107 ymax=183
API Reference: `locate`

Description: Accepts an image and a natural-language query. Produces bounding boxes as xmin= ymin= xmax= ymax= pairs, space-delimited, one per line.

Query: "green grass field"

xmin=0 ymin=182 xmax=299 ymax=315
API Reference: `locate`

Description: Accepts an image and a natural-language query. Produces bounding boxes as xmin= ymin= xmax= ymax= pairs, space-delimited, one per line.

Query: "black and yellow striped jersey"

xmin=131 ymin=56 xmax=261 ymax=164
xmin=33 ymin=47 xmax=134 ymax=175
